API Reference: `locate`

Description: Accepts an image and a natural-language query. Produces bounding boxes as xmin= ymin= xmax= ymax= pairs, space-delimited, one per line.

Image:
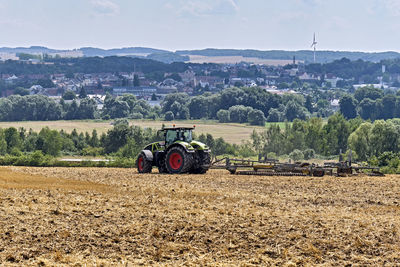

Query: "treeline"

xmin=0 ymin=120 xmax=244 ymax=160
xmin=162 ymin=87 xmax=318 ymax=125
xmin=250 ymin=113 xmax=400 ymax=164
xmin=0 ymin=56 xmax=190 ymax=75
xmin=176 ymin=49 xmax=400 ymax=63
xmin=340 ymin=86 xmax=400 ymax=121
xmin=0 ymin=94 xmax=162 ymax=121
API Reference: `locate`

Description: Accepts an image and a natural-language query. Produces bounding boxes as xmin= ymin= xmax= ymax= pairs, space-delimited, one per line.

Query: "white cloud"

xmin=91 ymin=0 xmax=120 ymax=16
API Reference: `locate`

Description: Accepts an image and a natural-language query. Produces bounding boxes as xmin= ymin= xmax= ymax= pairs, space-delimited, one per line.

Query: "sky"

xmin=0 ymin=0 xmax=400 ymax=52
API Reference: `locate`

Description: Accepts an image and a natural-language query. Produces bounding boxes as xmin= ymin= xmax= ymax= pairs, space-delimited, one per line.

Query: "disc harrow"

xmin=211 ymin=155 xmax=383 ymax=177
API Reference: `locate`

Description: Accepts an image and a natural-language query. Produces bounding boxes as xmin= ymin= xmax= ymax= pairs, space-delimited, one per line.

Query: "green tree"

xmin=247 ymin=109 xmax=266 ymax=126
xmin=285 ymin=101 xmax=308 ymax=121
xmin=14 ymin=87 xmax=30 ymax=96
xmin=4 ymin=127 xmax=22 ymax=152
xmin=339 ymin=95 xmax=357 ymax=119
xmin=354 ymin=86 xmax=383 ymax=102
xmin=348 ymin=122 xmax=372 ymax=161
xmin=133 ymin=74 xmax=140 ymax=87
xmin=322 ymin=113 xmax=350 ymax=155
xmin=358 ymin=98 xmax=377 ymax=120
xmin=63 ymin=90 xmax=76 ymax=100
xmin=369 ymin=120 xmax=398 ymax=156
xmin=165 ymin=111 xmax=174 ymax=121
xmin=79 ymin=87 xmax=87 ymax=99
xmin=39 ymin=127 xmax=62 ymax=156
xmin=217 ymin=110 xmax=230 ymax=123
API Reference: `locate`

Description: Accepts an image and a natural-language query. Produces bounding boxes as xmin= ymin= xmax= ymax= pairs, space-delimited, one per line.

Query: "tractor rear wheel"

xmin=165 ymin=146 xmax=194 ymax=174
xmin=191 ymin=151 xmax=211 ymax=174
xmin=137 ymin=152 xmax=152 ymax=173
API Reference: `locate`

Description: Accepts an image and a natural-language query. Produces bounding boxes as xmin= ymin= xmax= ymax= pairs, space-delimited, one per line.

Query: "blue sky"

xmin=0 ymin=0 xmax=400 ymax=52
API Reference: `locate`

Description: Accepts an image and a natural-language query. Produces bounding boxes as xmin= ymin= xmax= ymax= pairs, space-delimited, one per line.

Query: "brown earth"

xmin=0 ymin=167 xmax=399 ymax=266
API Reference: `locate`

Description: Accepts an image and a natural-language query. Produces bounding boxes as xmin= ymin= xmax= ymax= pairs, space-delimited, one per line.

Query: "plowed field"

xmin=0 ymin=167 xmax=399 ymax=266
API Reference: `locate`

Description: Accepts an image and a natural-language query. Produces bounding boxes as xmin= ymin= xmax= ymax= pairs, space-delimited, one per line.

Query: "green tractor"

xmin=136 ymin=126 xmax=211 ymax=174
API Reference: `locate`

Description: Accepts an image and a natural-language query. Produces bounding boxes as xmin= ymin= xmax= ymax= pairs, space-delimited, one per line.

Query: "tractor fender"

xmin=141 ymin=150 xmax=154 ymax=161
xmin=167 ymin=142 xmax=195 ymax=153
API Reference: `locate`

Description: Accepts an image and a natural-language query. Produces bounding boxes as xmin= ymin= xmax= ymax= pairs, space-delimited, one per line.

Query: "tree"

xmin=354 ymin=86 xmax=383 ymax=102
xmin=229 ymin=105 xmax=252 ymax=123
xmin=358 ymin=98 xmax=376 ymax=120
xmin=133 ymin=74 xmax=140 ymax=87
xmin=369 ymin=120 xmax=398 ymax=156
xmin=381 ymin=94 xmax=396 ymax=120
xmin=165 ymin=111 xmax=174 ymax=121
xmin=65 ymin=100 xmax=79 ymax=120
xmin=79 ymin=87 xmax=87 ymax=99
xmin=305 ymin=95 xmax=313 ymax=113
xmin=339 ymin=95 xmax=357 ymax=119
xmin=266 ymin=108 xmax=283 ymax=122
xmin=188 ymin=96 xmax=208 ymax=119
xmin=322 ymin=113 xmax=351 ymax=155
xmin=14 ymin=87 xmax=30 ymax=96
xmin=348 ymin=122 xmax=372 ymax=161
xmin=4 ymin=127 xmax=22 ymax=152
xmin=285 ymin=101 xmax=308 ymax=121
xmin=289 ymin=149 xmax=304 ymax=161
xmin=78 ymin=98 xmax=97 ymax=119
xmin=217 ymin=110 xmax=230 ymax=123
xmin=63 ymin=90 xmax=76 ymax=100
xmin=247 ymin=109 xmax=266 ymax=126
xmin=39 ymin=127 xmax=62 ymax=156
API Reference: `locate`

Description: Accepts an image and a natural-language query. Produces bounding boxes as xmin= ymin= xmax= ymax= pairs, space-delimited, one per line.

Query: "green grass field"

xmin=0 ymin=120 xmax=273 ymax=144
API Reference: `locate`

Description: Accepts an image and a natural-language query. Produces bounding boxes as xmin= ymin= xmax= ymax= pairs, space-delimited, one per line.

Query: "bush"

xmin=165 ymin=111 xmax=174 ymax=121
xmin=130 ymin=113 xmax=144 ymax=120
xmin=247 ymin=109 xmax=266 ymax=126
xmin=217 ymin=110 xmax=230 ymax=123
xmin=303 ymin=149 xmax=316 ymax=160
xmin=289 ymin=149 xmax=304 ymax=161
xmin=267 ymin=152 xmax=277 ymax=159
xmin=81 ymin=146 xmax=103 ymax=157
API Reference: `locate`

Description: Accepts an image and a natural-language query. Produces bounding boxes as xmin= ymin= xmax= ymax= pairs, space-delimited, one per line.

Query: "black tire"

xmin=158 ymin=157 xmax=167 ymax=174
xmin=137 ymin=152 xmax=152 ymax=173
xmin=312 ymin=169 xmax=325 ymax=177
xmin=165 ymin=146 xmax=194 ymax=174
xmin=191 ymin=151 xmax=211 ymax=174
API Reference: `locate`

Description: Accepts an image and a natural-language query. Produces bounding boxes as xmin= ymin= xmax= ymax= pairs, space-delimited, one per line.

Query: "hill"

xmin=1 ymin=46 xmax=400 ymax=64
xmin=177 ymin=48 xmax=400 ymax=63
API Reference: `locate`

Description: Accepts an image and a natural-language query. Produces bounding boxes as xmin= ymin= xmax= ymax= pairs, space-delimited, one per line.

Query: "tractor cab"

xmin=159 ymin=127 xmax=194 ymax=145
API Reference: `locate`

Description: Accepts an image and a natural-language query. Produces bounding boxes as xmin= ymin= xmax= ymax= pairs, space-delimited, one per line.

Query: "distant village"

xmin=1 ymin=52 xmax=399 ymax=112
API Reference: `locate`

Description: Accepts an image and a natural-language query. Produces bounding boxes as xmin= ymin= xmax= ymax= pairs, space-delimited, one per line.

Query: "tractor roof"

xmin=160 ymin=127 xmax=195 ymax=131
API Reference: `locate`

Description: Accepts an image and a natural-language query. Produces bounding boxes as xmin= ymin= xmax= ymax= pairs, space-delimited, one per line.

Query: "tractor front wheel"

xmin=165 ymin=146 xmax=193 ymax=174
xmin=137 ymin=152 xmax=152 ymax=173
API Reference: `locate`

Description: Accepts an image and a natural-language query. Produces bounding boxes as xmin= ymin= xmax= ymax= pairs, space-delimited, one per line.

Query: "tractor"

xmin=136 ymin=126 xmax=211 ymax=174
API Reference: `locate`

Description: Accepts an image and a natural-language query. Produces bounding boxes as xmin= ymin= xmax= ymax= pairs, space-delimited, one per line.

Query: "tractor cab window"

xmin=165 ymin=130 xmax=178 ymax=144
xmin=183 ymin=130 xmax=192 ymax=142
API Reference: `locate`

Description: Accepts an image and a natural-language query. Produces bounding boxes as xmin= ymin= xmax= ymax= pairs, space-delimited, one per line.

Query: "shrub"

xmin=165 ymin=111 xmax=174 ymax=121
xmin=217 ymin=110 xmax=230 ymax=123
xmin=289 ymin=149 xmax=304 ymax=161
xmin=303 ymin=149 xmax=316 ymax=160
xmin=247 ymin=109 xmax=266 ymax=126
xmin=81 ymin=146 xmax=104 ymax=157
xmin=130 ymin=113 xmax=144 ymax=120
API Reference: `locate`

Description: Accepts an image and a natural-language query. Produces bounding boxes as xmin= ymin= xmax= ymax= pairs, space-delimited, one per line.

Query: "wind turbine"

xmin=311 ymin=33 xmax=317 ymax=63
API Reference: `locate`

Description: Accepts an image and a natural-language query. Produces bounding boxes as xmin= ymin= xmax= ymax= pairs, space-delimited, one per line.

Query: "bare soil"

xmin=0 ymin=167 xmax=399 ymax=266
